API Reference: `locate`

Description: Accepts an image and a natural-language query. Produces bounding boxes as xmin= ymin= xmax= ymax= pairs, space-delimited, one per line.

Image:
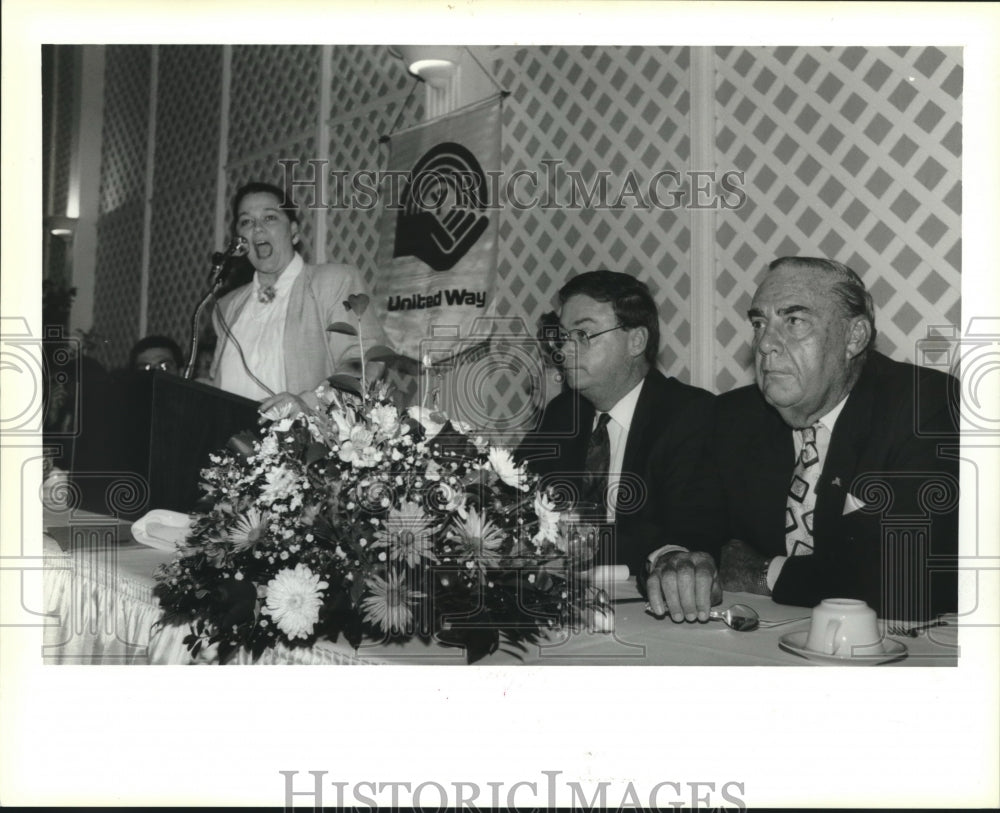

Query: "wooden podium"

xmin=84 ymin=373 xmax=260 ymax=518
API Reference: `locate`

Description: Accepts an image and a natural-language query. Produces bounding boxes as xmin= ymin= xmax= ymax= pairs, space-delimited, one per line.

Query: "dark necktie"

xmin=785 ymin=422 xmax=826 ymax=556
xmin=582 ymin=412 xmax=611 ymax=510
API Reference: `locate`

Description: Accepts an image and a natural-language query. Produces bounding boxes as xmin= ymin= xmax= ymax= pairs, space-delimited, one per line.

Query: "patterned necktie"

xmin=785 ymin=422 xmax=825 ymax=556
xmin=582 ymin=412 xmax=611 ymax=510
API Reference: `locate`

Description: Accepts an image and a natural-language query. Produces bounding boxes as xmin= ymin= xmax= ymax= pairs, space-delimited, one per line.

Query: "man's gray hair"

xmin=769 ymin=256 xmax=877 ymax=357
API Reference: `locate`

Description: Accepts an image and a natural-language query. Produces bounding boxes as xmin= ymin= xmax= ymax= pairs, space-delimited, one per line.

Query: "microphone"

xmin=212 ymin=235 xmax=250 ymax=266
xmin=185 ymin=236 xmax=252 ymax=379
xmin=209 ymin=236 xmax=250 ymax=287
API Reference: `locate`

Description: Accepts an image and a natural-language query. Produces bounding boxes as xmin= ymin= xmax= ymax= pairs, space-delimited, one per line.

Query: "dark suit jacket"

xmin=517 ymin=369 xmax=715 ymax=575
xmin=683 ymin=352 xmax=959 ymax=620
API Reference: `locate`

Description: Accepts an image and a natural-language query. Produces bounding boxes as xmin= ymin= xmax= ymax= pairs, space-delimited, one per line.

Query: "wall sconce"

xmin=46 ymin=215 xmax=78 ymax=238
xmin=391 ymin=45 xmax=462 ymax=89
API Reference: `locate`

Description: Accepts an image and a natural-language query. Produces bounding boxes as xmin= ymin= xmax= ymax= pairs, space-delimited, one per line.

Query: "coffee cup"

xmin=805 ymin=598 xmax=883 ymax=657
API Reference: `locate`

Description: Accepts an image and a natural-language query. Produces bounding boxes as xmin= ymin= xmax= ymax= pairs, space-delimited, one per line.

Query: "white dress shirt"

xmin=217 ymin=254 xmax=304 ymax=400
xmin=597 ymin=378 xmax=645 ymax=523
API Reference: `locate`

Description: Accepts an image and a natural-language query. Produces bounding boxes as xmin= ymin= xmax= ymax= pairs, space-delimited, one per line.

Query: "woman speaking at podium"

xmin=209 ymin=181 xmax=386 ymax=413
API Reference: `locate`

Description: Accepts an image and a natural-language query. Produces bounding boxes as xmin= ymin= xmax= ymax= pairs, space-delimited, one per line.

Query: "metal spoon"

xmin=709 ymin=603 xmax=760 ymax=631
xmin=612 ymin=598 xmax=795 ymax=631
xmin=612 ymin=597 xmax=761 ymax=629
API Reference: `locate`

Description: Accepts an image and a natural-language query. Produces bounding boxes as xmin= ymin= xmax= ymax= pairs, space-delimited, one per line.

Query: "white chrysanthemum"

xmin=532 ymin=491 xmax=562 ymax=549
xmin=359 ymin=571 xmax=422 ymax=634
xmin=375 ymin=500 xmax=438 ymax=567
xmin=338 ymin=425 xmax=376 ymax=466
xmin=225 ymin=506 xmax=268 ymax=552
xmin=259 ymin=465 xmax=298 ymax=504
xmin=262 ymin=564 xmax=328 ymax=640
xmin=487 ymin=447 xmax=527 ymax=491
xmin=369 ymin=404 xmax=400 ymax=435
xmin=447 ymin=505 xmax=506 ymax=564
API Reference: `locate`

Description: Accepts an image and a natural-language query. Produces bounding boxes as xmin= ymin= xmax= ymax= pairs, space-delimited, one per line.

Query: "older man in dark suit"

xmin=517 ymin=270 xmax=715 ymax=576
xmin=647 ymin=257 xmax=959 ymax=623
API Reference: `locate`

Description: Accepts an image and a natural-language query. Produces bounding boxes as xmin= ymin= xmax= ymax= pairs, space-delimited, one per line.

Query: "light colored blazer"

xmin=210 ymin=261 xmax=387 ymax=396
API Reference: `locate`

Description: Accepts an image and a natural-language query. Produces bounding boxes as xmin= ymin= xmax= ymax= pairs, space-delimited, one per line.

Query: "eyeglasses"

xmin=137 ymin=361 xmax=174 ymax=372
xmin=548 ymin=324 xmax=627 ymax=352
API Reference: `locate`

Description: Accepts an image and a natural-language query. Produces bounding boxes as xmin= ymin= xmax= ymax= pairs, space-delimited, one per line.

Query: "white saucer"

xmin=779 ymin=630 xmax=908 ymax=665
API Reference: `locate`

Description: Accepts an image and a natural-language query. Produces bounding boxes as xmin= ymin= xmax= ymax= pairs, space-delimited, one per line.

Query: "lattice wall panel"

xmin=325 ymin=96 xmax=423 ymax=281
xmin=225 ymin=135 xmax=320 ymax=264
xmin=328 ymin=45 xmax=415 ymax=121
xmin=91 ymin=204 xmax=145 ymax=368
xmin=443 ymin=45 xmax=693 ymax=443
xmin=153 ymin=47 xmax=222 ymax=188
xmin=98 ymin=46 xmax=151 ymax=216
xmin=146 ymin=47 xmax=223 ymax=348
xmin=146 ymin=181 xmax=219 ymax=344
xmin=713 ymin=46 xmax=962 ymax=391
xmin=495 ymin=46 xmax=692 ymax=373
xmin=229 ymin=46 xmax=321 ymax=159
xmin=92 ymin=45 xmax=152 ymax=366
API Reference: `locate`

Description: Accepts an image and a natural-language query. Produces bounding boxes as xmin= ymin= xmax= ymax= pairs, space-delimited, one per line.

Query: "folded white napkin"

xmin=131 ymin=509 xmax=196 ymax=551
xmin=587 ymin=564 xmax=630 ymax=584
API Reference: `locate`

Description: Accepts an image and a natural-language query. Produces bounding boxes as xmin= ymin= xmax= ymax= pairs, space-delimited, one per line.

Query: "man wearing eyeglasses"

xmin=129 ymin=335 xmax=183 ymax=375
xmin=517 ymin=269 xmax=715 ymax=576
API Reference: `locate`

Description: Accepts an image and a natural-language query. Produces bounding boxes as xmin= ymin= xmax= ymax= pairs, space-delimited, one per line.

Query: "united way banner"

xmin=375 ymin=96 xmax=501 ymax=361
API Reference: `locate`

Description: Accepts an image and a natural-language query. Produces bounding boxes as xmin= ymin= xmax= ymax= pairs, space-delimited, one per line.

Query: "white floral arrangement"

xmin=153 ymin=296 xmax=602 ymax=663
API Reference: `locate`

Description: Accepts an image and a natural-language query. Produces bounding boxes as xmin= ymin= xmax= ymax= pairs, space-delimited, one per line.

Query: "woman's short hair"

xmin=231 ymin=181 xmax=299 ymax=227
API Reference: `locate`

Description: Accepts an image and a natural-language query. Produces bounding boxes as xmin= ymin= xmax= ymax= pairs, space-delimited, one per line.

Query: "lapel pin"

xmin=831 ymin=476 xmax=842 ymax=487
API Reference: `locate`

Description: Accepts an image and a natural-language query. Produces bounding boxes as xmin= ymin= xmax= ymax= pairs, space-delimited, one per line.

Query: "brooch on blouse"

xmin=257 ymin=285 xmax=276 ymax=303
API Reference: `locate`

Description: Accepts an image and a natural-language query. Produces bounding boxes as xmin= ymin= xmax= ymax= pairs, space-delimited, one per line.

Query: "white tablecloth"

xmin=42 ymin=510 xmax=959 ymax=666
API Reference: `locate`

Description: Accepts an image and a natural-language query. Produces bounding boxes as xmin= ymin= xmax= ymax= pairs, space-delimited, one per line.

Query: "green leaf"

xmin=323 ymin=374 xmax=362 ymax=396
xmin=304 ymin=442 xmax=328 ymax=466
xmin=364 ymin=344 xmax=403 ymax=363
xmin=326 ymin=321 xmax=358 ymax=336
xmin=349 ymin=575 xmax=366 ymax=604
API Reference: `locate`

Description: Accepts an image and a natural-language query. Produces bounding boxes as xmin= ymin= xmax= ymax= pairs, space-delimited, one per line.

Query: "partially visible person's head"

xmin=232 ymin=181 xmax=300 ymax=276
xmin=532 ymin=310 xmax=568 ymax=410
xmin=537 ymin=310 xmax=564 ymax=369
xmin=555 ymin=270 xmax=659 ymax=411
xmin=130 ymin=335 xmax=183 ymax=374
xmin=749 ymin=256 xmax=875 ymax=428
xmin=194 ymin=338 xmax=216 ymax=380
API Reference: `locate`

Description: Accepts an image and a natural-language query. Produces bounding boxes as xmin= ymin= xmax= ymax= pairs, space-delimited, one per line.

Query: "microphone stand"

xmin=183 ymin=245 xmax=244 ymax=380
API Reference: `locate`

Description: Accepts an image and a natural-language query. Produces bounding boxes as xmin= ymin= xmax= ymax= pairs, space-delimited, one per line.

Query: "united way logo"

xmin=394 ymin=142 xmax=489 ymax=272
